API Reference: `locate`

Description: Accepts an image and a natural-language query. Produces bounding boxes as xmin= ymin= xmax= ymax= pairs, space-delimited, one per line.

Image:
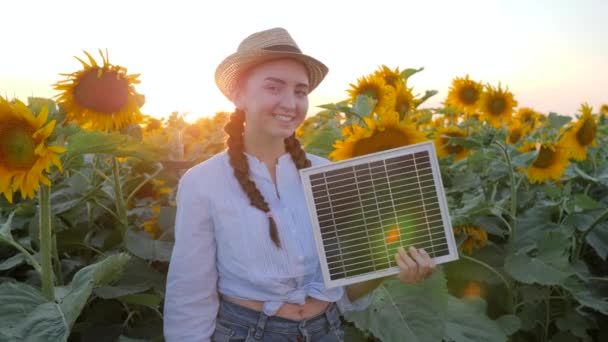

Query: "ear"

xmin=231 ymin=89 xmax=246 ymax=111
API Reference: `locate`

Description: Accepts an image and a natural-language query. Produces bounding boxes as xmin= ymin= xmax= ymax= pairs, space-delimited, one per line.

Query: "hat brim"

xmin=215 ymin=50 xmax=328 ymax=101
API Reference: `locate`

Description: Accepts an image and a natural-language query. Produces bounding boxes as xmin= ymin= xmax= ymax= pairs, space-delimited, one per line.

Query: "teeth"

xmin=274 ymin=114 xmax=294 ymax=122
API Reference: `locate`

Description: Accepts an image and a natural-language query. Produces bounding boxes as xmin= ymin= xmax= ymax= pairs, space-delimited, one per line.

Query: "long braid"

xmin=284 ymin=133 xmax=311 ymax=169
xmin=224 ymin=109 xmax=282 ymax=248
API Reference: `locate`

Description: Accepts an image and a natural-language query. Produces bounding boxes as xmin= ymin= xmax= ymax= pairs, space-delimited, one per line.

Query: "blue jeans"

xmin=212 ymin=300 xmax=344 ymax=341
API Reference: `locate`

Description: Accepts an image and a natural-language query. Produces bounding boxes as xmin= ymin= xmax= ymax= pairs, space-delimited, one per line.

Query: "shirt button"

xmin=298 ymin=255 xmax=305 ymax=262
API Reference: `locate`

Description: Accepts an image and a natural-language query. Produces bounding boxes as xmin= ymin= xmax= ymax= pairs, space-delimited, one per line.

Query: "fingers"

xmin=395 ymin=246 xmax=437 ymax=284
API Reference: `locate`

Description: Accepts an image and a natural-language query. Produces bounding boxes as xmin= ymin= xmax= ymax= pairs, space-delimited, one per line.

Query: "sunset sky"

xmin=1 ymin=0 xmax=606 ymax=122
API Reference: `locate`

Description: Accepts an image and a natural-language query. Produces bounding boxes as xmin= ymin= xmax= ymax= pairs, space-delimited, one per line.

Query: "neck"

xmin=243 ymin=129 xmax=286 ymax=164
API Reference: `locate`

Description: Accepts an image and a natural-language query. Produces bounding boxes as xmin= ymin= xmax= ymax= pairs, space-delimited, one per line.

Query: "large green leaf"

xmin=587 ymin=220 xmax=608 ymax=259
xmin=0 ymin=253 xmax=26 ymax=271
xmin=344 ymin=270 xmax=448 ymax=342
xmin=505 ymin=229 xmax=574 ymax=285
xmin=444 ymin=296 xmax=511 ymax=342
xmin=58 ymin=253 xmax=130 ymax=326
xmin=66 ymin=131 xmax=160 ymax=160
xmin=561 ymin=276 xmax=608 ymax=315
xmin=0 ymin=253 xmax=130 ymax=341
xmin=95 ymin=257 xmax=165 ymax=299
xmin=0 ymin=282 xmax=47 ymax=339
xmin=125 ymin=228 xmax=173 ymax=262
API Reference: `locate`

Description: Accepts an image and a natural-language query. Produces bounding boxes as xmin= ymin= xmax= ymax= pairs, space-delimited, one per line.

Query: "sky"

xmin=1 ymin=0 xmax=606 ymax=122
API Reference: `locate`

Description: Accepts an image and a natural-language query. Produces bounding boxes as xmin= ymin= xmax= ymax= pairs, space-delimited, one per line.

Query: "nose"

xmin=278 ymin=91 xmax=297 ymax=113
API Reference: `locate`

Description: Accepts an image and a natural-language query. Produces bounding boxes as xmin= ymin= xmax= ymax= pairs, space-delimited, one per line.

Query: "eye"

xmin=265 ymin=85 xmax=281 ymax=93
xmin=295 ymin=90 xmax=308 ymax=97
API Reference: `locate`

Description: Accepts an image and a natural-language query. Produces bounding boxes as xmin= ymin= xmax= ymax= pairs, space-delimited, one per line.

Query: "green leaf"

xmin=495 ymin=314 xmax=521 ymax=336
xmin=505 ymin=230 xmax=573 ymax=285
xmin=572 ymin=194 xmax=599 ymax=211
xmin=14 ymin=303 xmax=68 ymax=342
xmin=118 ymin=293 xmax=161 ymax=310
xmin=0 ymin=253 xmax=26 ymax=271
xmin=353 ymin=95 xmax=376 ymax=117
xmin=444 ymin=296 xmax=509 ymax=342
xmin=0 ymin=282 xmax=47 ymax=339
xmin=157 ymin=206 xmax=177 ymax=233
xmin=562 ymin=276 xmax=608 ymax=314
xmin=58 ymin=253 xmax=130 ymax=327
xmin=0 ymin=211 xmax=16 ymax=242
xmin=510 ymin=149 xmax=539 ymax=169
xmin=125 ymin=228 xmax=173 ymax=262
xmin=555 ymin=310 xmax=596 ymax=341
xmin=587 ymin=220 xmax=608 ymax=259
xmin=414 ymin=90 xmax=438 ymax=108
xmin=94 ymin=257 xmax=165 ymax=299
xmin=66 ymin=131 xmax=160 ymax=160
xmin=400 ymin=67 xmax=424 ymax=82
xmin=344 ymin=270 xmax=448 ymax=342
xmin=547 ymin=112 xmax=572 ymax=130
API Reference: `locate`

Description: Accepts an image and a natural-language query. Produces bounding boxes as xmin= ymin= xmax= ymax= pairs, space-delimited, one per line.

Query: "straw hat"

xmin=215 ymin=27 xmax=328 ymax=101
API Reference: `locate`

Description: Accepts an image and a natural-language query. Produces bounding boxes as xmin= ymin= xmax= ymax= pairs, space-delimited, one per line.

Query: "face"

xmin=234 ymin=59 xmax=310 ymax=141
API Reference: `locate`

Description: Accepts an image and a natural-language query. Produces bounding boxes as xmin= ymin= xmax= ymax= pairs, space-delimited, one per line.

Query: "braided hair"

xmin=224 ymin=109 xmax=311 ymax=248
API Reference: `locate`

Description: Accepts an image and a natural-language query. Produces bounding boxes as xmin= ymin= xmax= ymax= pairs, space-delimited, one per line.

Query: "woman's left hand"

xmin=394 ymin=246 xmax=437 ymax=284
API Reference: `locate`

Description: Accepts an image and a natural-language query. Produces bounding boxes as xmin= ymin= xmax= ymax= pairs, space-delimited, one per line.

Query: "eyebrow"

xmin=264 ymin=77 xmax=309 ymax=89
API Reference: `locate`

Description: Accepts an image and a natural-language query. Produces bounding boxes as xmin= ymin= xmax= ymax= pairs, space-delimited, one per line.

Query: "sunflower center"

xmin=509 ymin=128 xmax=522 ymax=143
xmin=352 ymin=128 xmax=410 ymax=157
xmin=459 ymin=86 xmax=479 ymax=105
xmin=443 ymin=133 xmax=465 ymax=154
xmin=488 ymin=98 xmax=506 ymax=115
xmin=533 ymin=146 xmax=555 ymax=169
xmin=576 ymin=119 xmax=596 ymax=146
xmin=73 ymin=68 xmax=130 ymax=114
xmin=0 ymin=121 xmax=37 ymax=170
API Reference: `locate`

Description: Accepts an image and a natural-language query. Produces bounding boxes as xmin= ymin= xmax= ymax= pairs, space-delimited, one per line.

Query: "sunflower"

xmin=518 ymin=142 xmax=569 ymax=183
xmin=54 ymin=49 xmax=145 ymax=132
xmin=142 ymin=205 xmax=162 ymax=239
xmin=446 ymin=75 xmax=483 ymax=114
xmin=434 ymin=126 xmax=470 ymax=160
xmin=392 ymin=83 xmax=415 ymax=119
xmin=347 ymin=75 xmax=394 ymax=115
xmin=600 ymin=104 xmax=608 ymax=117
xmin=506 ymin=119 xmax=527 ymax=145
xmin=559 ymin=103 xmax=597 ymax=161
xmin=515 ymin=107 xmax=539 ymax=130
xmin=0 ymin=97 xmax=66 ymax=203
xmin=479 ymin=84 xmax=517 ymax=128
xmin=330 ymin=111 xmax=427 ymax=161
xmin=373 ymin=65 xmax=403 ymax=88
xmin=453 ymin=225 xmax=487 ymax=254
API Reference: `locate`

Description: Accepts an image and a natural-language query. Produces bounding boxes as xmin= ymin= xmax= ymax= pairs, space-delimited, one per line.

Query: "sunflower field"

xmin=1 ymin=50 xmax=607 ymax=342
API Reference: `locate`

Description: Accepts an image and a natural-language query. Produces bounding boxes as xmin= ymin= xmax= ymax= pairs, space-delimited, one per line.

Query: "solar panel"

xmin=300 ymin=141 xmax=458 ymax=288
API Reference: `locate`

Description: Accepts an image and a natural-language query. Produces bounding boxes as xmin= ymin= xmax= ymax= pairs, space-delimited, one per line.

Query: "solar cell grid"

xmin=301 ymin=142 xmax=458 ymax=288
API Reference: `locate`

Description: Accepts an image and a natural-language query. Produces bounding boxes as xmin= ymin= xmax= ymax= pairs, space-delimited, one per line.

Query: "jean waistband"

xmin=217 ymin=299 xmax=341 ymax=335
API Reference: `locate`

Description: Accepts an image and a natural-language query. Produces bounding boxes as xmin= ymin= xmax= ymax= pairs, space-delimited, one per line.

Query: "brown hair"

xmin=224 ymin=109 xmax=311 ymax=248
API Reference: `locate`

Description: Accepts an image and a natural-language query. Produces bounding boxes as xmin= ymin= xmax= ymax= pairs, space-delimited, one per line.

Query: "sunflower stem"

xmin=39 ymin=184 xmax=55 ymax=301
xmin=112 ymin=157 xmax=128 ymax=237
xmin=495 ymin=142 xmax=518 ymax=241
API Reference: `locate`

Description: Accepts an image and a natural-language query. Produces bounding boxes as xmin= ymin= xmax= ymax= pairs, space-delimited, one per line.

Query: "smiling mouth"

xmin=273 ymin=114 xmax=295 ymax=122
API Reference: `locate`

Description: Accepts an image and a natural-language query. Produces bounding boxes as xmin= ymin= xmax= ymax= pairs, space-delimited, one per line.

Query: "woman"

xmin=164 ymin=27 xmax=436 ymax=342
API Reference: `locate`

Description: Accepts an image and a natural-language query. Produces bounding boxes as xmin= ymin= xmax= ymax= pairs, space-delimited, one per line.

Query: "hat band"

xmin=262 ymin=44 xmax=302 ymax=53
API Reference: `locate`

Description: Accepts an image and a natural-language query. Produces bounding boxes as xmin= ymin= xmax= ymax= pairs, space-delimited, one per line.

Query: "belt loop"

xmin=324 ymin=303 xmax=339 ymax=329
xmin=253 ymin=310 xmax=269 ymax=339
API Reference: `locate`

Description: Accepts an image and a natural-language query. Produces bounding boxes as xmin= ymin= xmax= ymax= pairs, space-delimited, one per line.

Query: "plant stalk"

xmin=39 ymin=185 xmax=55 ymax=301
xmin=112 ymin=157 xmax=128 ymax=236
xmin=496 ymin=142 xmax=518 ymax=241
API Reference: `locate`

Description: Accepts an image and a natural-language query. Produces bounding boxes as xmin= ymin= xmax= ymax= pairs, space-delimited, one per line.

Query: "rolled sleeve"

xmin=164 ymin=173 xmax=218 ymax=342
xmin=335 ymin=287 xmax=374 ymax=313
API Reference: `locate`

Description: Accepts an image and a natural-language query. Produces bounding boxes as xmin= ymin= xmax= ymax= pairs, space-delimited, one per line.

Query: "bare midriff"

xmin=222 ymin=295 xmax=331 ymax=321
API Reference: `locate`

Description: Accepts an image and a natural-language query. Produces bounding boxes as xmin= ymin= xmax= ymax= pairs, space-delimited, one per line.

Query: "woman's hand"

xmin=394 ymin=246 xmax=437 ymax=284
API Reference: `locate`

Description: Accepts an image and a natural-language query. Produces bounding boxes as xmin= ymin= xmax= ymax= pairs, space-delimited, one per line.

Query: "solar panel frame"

xmin=300 ymin=141 xmax=459 ymax=288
